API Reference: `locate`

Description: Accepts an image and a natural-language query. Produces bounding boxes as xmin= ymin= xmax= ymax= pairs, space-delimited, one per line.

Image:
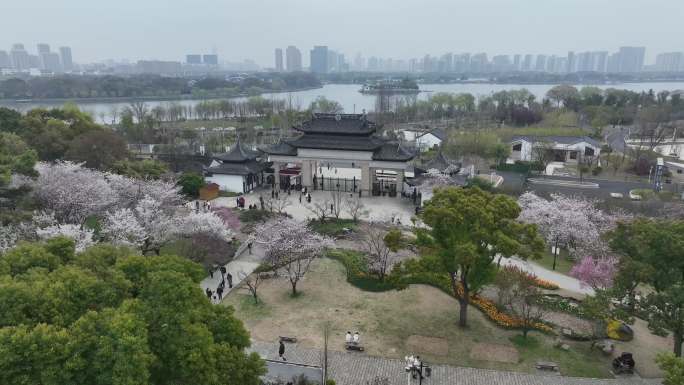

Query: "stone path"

xmin=501 ymin=257 xmax=594 ymax=295
xmin=249 ymin=340 xmax=660 ymax=385
xmin=200 ymin=243 xmax=265 ymax=301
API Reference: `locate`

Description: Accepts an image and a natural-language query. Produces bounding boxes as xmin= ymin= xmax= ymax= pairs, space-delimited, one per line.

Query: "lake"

xmin=3 ymin=82 xmax=684 ymax=123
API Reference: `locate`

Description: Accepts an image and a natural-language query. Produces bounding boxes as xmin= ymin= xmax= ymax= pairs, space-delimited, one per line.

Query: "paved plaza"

xmin=212 ymin=188 xmax=417 ymax=225
xmin=249 ymin=341 xmax=660 ymax=385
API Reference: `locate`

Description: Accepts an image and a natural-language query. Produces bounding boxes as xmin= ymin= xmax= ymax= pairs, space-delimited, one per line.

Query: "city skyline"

xmin=2 ymin=0 xmax=684 ymax=66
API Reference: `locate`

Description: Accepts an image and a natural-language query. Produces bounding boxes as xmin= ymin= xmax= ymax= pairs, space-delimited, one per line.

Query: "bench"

xmin=345 ymin=342 xmax=365 ymax=351
xmin=535 ymin=361 xmax=559 ymax=372
xmin=279 ymin=336 xmax=297 ymax=343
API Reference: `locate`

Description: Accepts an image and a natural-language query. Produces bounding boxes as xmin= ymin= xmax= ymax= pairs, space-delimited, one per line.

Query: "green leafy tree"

xmin=0 ymin=133 xmax=37 ymax=187
xmin=65 ymin=129 xmax=129 ymax=170
xmin=658 ymin=353 xmax=684 ymax=385
xmin=112 ymin=159 xmax=168 ymax=180
xmin=610 ymin=219 xmax=684 ymax=356
xmin=178 ymin=172 xmax=206 ymax=198
xmin=0 ymin=239 xmax=265 ymax=385
xmin=420 ymin=187 xmax=543 ymax=327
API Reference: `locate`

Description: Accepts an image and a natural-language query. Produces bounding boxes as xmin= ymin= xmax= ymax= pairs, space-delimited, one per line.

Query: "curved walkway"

xmin=501 ymin=257 xmax=594 ymax=296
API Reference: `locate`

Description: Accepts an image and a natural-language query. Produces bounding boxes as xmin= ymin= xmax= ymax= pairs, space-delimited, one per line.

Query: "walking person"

xmin=220 ymin=266 xmax=227 ymax=280
xmin=217 ymin=286 xmax=224 ymax=300
xmin=247 ymin=242 xmax=253 ymax=255
xmin=226 ymin=272 xmax=233 ymax=288
xmin=205 ymin=288 xmax=212 ymax=299
xmin=195 ymin=200 xmax=200 ymax=213
xmin=279 ymin=341 xmax=286 ymax=361
xmin=260 ymin=195 xmax=265 ymax=210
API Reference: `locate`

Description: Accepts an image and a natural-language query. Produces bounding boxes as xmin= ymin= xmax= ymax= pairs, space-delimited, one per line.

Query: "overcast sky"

xmin=2 ymin=0 xmax=682 ymax=66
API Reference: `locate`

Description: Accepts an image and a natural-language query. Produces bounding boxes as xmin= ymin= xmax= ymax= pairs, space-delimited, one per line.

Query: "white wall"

xmin=206 ymin=174 xmax=245 ymax=193
xmin=416 ymin=133 xmax=442 ymax=152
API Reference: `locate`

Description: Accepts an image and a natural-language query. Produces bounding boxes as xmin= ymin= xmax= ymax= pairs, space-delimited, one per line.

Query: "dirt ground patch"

xmin=406 ymin=335 xmax=449 ymax=356
xmin=470 ymin=343 xmax=520 ymax=364
xmin=223 ymin=258 xmax=616 ymax=377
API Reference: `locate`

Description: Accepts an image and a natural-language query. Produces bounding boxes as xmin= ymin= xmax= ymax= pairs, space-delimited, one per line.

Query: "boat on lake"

xmin=359 ymin=79 xmax=420 ymax=95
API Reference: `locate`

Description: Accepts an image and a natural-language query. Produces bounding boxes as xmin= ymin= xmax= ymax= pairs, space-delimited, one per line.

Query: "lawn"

xmin=534 ymin=250 xmax=576 ymax=275
xmin=223 ymin=258 xmax=613 ymax=378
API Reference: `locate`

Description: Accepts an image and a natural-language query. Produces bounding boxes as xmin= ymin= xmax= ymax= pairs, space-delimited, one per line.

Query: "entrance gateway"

xmin=262 ymin=113 xmax=415 ymax=197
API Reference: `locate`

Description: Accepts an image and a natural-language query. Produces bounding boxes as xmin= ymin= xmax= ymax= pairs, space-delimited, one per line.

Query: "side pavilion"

xmin=262 ymin=113 xmax=415 ymax=197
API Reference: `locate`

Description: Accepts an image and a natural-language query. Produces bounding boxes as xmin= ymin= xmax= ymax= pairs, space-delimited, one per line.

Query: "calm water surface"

xmin=3 ymin=82 xmax=684 ymax=123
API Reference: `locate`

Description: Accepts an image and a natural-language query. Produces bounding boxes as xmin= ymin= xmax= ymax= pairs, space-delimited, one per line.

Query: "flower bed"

xmin=390 ymin=261 xmax=553 ymax=333
xmin=502 ymin=265 xmax=559 ymax=290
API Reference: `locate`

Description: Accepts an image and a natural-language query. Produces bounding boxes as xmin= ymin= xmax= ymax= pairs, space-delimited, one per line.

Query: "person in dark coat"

xmin=205 ymin=288 xmax=212 ymax=299
xmin=226 ymin=272 xmax=233 ymax=288
xmin=260 ymin=196 xmax=265 ymax=210
xmin=220 ymin=266 xmax=227 ymax=278
xmin=217 ymin=286 xmax=224 ymax=300
xmin=279 ymin=341 xmax=286 ymax=361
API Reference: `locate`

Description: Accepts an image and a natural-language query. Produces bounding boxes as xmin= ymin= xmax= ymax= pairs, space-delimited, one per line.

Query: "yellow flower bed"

xmin=452 ymin=281 xmax=553 ymax=333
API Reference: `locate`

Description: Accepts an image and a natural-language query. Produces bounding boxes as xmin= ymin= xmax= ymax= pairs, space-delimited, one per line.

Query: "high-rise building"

xmin=41 ymin=52 xmax=62 ymax=72
xmin=274 ymin=48 xmax=283 ymax=71
xmin=10 ymin=44 xmax=31 ymax=70
xmin=655 ymin=52 xmax=684 ymax=72
xmin=327 ymin=50 xmax=338 ymax=72
xmin=454 ymin=53 xmax=470 ymax=73
xmin=492 ymin=55 xmax=511 ymax=72
xmin=607 ymin=52 xmax=620 ymax=73
xmin=310 ymin=46 xmax=328 ymax=73
xmin=617 ymin=46 xmax=646 ymax=73
xmin=203 ymin=54 xmax=218 ymax=66
xmin=439 ymin=53 xmax=453 ymax=72
xmin=535 ymin=55 xmax=547 ymax=72
xmin=592 ymin=51 xmax=608 ymax=72
xmin=0 ymin=51 xmax=9 ymax=68
xmin=59 ymin=47 xmax=73 ymax=71
xmin=286 ymin=46 xmax=302 ymax=71
xmin=522 ymin=54 xmax=533 ymax=71
xmin=470 ymin=53 xmax=487 ymax=73
xmin=37 ymin=43 xmax=50 ymax=55
xmin=567 ymin=51 xmax=575 ymax=73
xmin=186 ymin=54 xmax=202 ymax=64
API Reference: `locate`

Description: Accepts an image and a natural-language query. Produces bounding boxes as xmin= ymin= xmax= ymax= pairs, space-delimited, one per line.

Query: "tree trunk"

xmin=458 ymin=297 xmax=468 ymax=328
xmin=675 ymin=330 xmax=683 ymax=357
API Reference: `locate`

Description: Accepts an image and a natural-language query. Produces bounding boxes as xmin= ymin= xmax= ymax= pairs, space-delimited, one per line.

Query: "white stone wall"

xmin=206 ymin=174 xmax=245 ymax=193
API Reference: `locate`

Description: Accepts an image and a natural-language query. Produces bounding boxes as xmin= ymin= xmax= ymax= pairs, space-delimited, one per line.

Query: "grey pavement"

xmin=501 ymin=257 xmax=594 ymax=296
xmin=200 ymin=243 xmax=265 ymax=303
xmin=249 ymin=340 xmax=660 ymax=385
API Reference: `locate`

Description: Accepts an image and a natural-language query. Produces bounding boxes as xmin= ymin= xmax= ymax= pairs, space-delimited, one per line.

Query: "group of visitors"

xmin=205 ymin=265 xmax=233 ymax=304
xmin=194 ymin=200 xmax=212 ymax=213
xmin=405 ymin=355 xmax=426 ymax=380
xmin=235 ymin=195 xmax=246 ymax=209
xmin=345 ymin=331 xmax=361 ymax=345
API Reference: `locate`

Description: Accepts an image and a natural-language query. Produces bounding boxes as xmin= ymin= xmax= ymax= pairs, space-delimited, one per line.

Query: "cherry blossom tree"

xmin=255 ymin=217 xmax=333 ymax=295
xmin=360 ymin=223 xmax=404 ymax=280
xmin=32 ymin=161 xmax=118 ymax=224
xmin=102 ymin=195 xmax=233 ymax=255
xmin=518 ymin=192 xmax=620 ymax=269
xmin=570 ymin=255 xmax=618 ymax=290
xmin=36 ymin=223 xmax=95 ymax=252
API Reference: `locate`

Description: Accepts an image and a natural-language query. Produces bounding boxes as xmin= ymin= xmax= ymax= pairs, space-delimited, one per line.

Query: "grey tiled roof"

xmin=296 ymin=113 xmax=377 ymax=135
xmin=205 ymin=160 xmax=266 ymax=176
xmin=249 ymin=341 xmax=657 ymax=385
xmin=372 ymin=142 xmax=416 ymax=161
xmin=287 ymin=134 xmax=386 ymax=151
xmin=213 ymin=138 xmax=260 ymax=163
xmin=260 ymin=141 xmax=297 ymax=156
xmin=421 ymin=152 xmax=460 ymax=171
xmin=511 ymin=135 xmax=601 ymax=147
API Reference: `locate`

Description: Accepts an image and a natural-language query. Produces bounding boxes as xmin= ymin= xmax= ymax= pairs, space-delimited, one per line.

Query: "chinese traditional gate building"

xmin=262 ymin=113 xmax=415 ymax=197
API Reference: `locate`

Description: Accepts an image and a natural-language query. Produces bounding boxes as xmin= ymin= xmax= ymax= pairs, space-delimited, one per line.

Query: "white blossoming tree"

xmin=36 ymin=223 xmax=95 ymax=252
xmin=517 ymin=192 xmax=624 ymax=270
xmin=103 ymin=195 xmax=233 ymax=255
xmin=32 ymin=161 xmax=119 ymax=224
xmin=255 ymin=217 xmax=333 ymax=295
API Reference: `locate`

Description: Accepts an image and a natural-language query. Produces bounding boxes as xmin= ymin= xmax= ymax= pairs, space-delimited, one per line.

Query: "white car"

xmin=610 ymin=193 xmax=624 ymax=199
xmin=629 ymin=191 xmax=642 ymax=201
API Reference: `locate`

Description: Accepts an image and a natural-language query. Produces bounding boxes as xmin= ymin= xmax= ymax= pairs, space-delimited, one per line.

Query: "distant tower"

xmin=275 ymin=48 xmax=284 ymax=72
xmin=59 ymin=47 xmax=73 ymax=71
xmin=285 ymin=46 xmax=302 ymax=72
